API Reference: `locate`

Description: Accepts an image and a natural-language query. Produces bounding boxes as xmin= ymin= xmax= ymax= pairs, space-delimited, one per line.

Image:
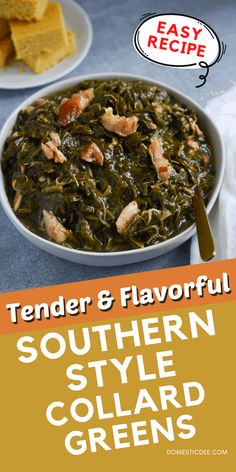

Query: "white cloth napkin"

xmin=190 ymin=86 xmax=236 ymax=264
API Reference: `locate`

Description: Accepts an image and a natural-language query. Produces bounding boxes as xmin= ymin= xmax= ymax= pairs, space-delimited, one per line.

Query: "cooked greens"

xmin=2 ymin=79 xmax=215 ymax=252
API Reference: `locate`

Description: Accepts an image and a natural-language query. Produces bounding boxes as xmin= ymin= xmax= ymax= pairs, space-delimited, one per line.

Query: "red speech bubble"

xmin=133 ymin=13 xmax=225 ymax=87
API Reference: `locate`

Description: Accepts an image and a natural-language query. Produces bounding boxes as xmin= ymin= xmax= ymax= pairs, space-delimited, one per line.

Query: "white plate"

xmin=0 ymin=73 xmax=225 ymax=266
xmin=0 ymin=0 xmax=93 ymax=90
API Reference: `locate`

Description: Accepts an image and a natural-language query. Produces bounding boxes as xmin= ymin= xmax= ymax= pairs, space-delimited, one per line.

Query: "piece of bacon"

xmin=80 ymin=142 xmax=104 ymax=166
xmin=101 ymin=107 xmax=139 ymax=137
xmin=25 ymin=105 xmax=34 ymax=114
xmin=43 ymin=210 xmax=68 ymax=243
xmin=190 ymin=120 xmax=203 ymax=137
xmin=41 ymin=142 xmax=66 ymax=164
xmin=147 ymin=121 xmax=157 ymax=130
xmin=148 ymin=136 xmax=171 ymax=182
xmin=152 ymin=102 xmax=164 ymax=114
xmin=35 ymin=98 xmax=46 ymax=106
xmin=41 ymin=131 xmax=66 ymax=164
xmin=54 ymin=98 xmax=68 ymax=116
xmin=116 ymin=201 xmax=139 ymax=235
xmin=201 ymin=153 xmax=210 ymax=165
xmin=50 ymin=131 xmax=61 ymax=147
xmin=57 ymin=88 xmax=94 ymax=126
xmin=186 ymin=137 xmax=200 ymax=151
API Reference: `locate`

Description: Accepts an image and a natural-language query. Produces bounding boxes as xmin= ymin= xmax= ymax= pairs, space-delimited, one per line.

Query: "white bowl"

xmin=0 ymin=73 xmax=224 ymax=266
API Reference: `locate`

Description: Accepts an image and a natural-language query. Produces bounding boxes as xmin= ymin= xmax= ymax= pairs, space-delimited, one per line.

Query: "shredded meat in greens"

xmin=2 ymin=79 xmax=215 ymax=252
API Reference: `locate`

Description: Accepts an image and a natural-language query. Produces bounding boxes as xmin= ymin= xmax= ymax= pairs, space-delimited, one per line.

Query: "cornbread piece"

xmin=0 ymin=18 xmax=9 ymax=40
xmin=0 ymin=35 xmax=13 ymax=67
xmin=65 ymin=30 xmax=77 ymax=56
xmin=10 ymin=3 xmax=68 ymax=60
xmin=23 ymin=30 xmax=77 ymax=73
xmin=0 ymin=0 xmax=49 ymax=21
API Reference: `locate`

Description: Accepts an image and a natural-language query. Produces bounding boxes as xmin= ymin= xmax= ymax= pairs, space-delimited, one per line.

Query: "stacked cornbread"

xmin=0 ymin=0 xmax=77 ymax=73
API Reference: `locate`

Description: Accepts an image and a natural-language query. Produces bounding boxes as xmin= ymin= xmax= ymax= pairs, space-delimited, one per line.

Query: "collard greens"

xmin=2 ymin=80 xmax=215 ymax=252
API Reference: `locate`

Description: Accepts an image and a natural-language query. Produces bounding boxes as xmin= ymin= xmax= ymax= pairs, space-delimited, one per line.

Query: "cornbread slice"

xmin=0 ymin=18 xmax=9 ymax=40
xmin=0 ymin=0 xmax=49 ymax=21
xmin=10 ymin=3 xmax=68 ymax=60
xmin=24 ymin=30 xmax=77 ymax=73
xmin=0 ymin=35 xmax=14 ymax=67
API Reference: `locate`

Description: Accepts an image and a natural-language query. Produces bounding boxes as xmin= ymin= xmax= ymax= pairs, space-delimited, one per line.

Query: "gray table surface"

xmin=0 ymin=0 xmax=235 ymax=292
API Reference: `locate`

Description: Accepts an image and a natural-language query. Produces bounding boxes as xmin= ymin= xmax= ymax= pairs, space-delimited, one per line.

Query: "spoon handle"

xmin=192 ymin=187 xmax=216 ymax=262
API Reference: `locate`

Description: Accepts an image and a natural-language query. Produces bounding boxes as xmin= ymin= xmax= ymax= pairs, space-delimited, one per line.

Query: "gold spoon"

xmin=192 ymin=186 xmax=216 ymax=261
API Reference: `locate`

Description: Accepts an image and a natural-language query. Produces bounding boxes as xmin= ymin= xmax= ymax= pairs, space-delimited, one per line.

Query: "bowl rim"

xmin=0 ymin=72 xmax=225 ymax=259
